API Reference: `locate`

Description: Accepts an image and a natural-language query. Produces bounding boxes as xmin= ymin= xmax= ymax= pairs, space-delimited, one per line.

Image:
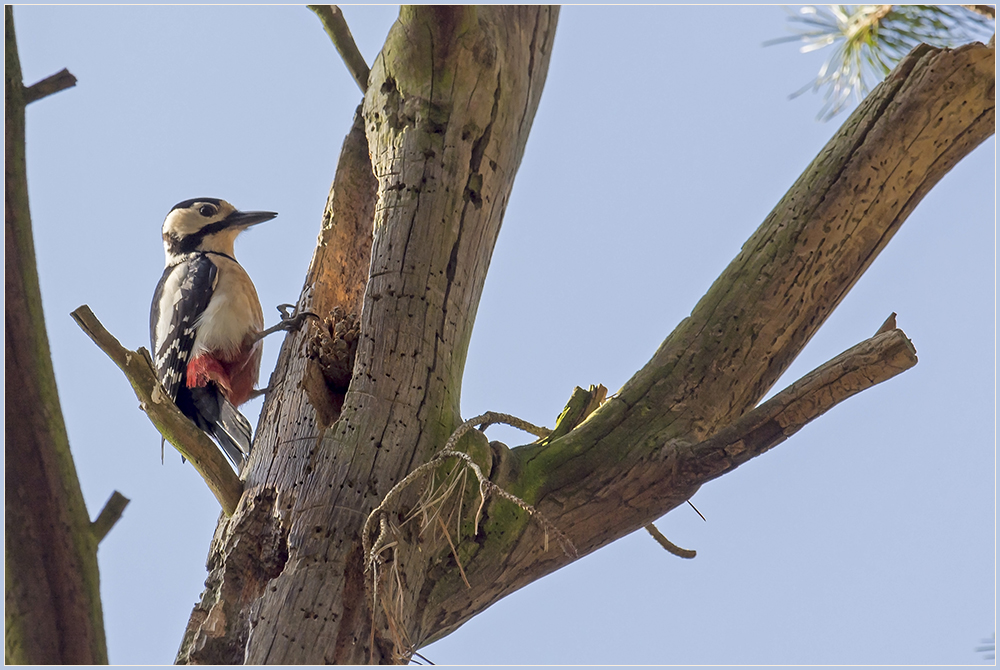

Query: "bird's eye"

xmin=199 ymin=205 xmax=217 ymax=217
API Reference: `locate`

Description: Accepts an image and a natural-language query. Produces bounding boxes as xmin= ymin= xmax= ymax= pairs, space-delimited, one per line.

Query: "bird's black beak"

xmin=223 ymin=209 xmax=278 ymax=228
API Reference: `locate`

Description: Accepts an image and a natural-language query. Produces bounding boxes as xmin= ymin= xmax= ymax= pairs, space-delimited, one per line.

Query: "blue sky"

xmin=12 ymin=5 xmax=995 ymax=665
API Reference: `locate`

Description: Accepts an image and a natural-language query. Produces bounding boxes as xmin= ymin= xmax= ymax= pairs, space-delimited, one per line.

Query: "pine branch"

xmin=773 ymin=5 xmax=995 ymax=119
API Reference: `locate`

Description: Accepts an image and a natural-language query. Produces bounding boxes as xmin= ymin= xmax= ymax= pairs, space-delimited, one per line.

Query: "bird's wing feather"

xmin=149 ymin=254 xmax=217 ymax=401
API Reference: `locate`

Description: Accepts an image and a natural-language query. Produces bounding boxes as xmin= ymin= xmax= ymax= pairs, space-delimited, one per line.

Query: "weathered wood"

xmin=91 ymin=491 xmax=131 ymax=544
xmin=176 ymin=107 xmax=379 ymax=665
xmin=4 ymin=8 xmax=106 ymax=664
xmin=682 ymin=327 xmax=919 ymax=482
xmin=177 ymin=7 xmax=558 ymax=664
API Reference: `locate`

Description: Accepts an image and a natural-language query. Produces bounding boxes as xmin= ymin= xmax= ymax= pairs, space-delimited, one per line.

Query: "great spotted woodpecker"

xmin=150 ymin=198 xmax=276 ymax=470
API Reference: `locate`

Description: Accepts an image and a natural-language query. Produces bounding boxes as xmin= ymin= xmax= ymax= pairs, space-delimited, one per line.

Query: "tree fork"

xmin=410 ymin=40 xmax=994 ymax=646
xmin=177 ymin=106 xmax=377 ymax=664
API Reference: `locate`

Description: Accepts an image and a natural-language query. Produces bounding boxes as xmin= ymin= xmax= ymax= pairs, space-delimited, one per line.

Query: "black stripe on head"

xmin=166 ymin=218 xmax=235 ymax=255
xmin=171 ymin=197 xmax=224 ymax=212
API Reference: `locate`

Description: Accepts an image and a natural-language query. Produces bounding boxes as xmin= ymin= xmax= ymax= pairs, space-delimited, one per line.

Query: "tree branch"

xmin=24 ymin=68 xmax=76 ymax=104
xmin=515 ymin=40 xmax=993 ymax=507
xmin=90 ymin=491 xmax=130 ymax=543
xmin=413 ymin=39 xmax=993 ymax=647
xmin=70 ymin=305 xmax=243 ymax=516
xmin=308 ymin=5 xmax=371 ymax=93
xmin=682 ymin=326 xmax=918 ymax=483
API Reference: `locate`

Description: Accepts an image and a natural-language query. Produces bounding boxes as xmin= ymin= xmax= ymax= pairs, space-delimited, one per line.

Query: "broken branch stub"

xmin=685 ymin=326 xmax=919 ymax=482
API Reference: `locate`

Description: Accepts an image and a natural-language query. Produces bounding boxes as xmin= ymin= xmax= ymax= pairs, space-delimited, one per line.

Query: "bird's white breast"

xmin=192 ymin=255 xmax=264 ymax=359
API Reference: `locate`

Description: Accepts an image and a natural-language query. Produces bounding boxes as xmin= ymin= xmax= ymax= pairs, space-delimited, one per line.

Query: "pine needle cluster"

xmin=769 ymin=5 xmax=994 ymax=119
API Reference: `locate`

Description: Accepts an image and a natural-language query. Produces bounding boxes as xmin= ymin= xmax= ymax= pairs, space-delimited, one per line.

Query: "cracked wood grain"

xmin=177 ymin=7 xmax=558 ymax=664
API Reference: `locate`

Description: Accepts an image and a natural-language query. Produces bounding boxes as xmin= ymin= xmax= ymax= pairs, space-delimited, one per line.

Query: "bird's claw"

xmin=254 ymin=304 xmax=320 ymax=342
xmin=276 ymin=303 xmax=319 ymax=330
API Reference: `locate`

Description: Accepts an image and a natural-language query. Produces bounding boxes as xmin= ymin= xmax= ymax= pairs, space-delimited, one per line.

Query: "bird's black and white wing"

xmin=149 ymin=254 xmax=216 ymax=400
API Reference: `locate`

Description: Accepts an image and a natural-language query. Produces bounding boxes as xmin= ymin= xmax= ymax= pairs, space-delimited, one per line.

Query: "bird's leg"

xmin=253 ymin=303 xmax=319 ymax=343
xmin=247 ymin=305 xmax=317 ymax=398
xmin=247 ymin=380 xmax=282 ymax=400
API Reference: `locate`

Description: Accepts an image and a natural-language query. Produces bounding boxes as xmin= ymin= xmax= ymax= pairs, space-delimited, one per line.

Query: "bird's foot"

xmin=254 ymin=304 xmax=319 ymax=342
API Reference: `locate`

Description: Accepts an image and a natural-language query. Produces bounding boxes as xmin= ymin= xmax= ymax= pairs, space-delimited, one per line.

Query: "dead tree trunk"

xmin=169 ymin=8 xmax=994 ymax=665
xmin=5 ymin=7 xmax=113 ymax=664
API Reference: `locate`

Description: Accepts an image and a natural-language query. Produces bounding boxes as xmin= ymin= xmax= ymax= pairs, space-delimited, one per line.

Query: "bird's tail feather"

xmin=211 ymin=398 xmax=252 ymax=470
xmin=181 ymin=385 xmax=252 ymax=471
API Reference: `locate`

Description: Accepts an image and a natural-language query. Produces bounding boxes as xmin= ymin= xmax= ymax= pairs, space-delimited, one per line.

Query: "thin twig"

xmin=91 ymin=490 xmax=130 ymax=543
xmin=412 ymin=650 xmax=435 ymax=665
xmin=308 ymin=5 xmax=371 ymax=93
xmin=445 ymin=411 xmax=551 ymax=452
xmin=24 ymin=68 xmax=76 ymax=104
xmin=644 ymin=523 xmax=696 ymax=559
xmin=483 ymin=479 xmax=576 ymax=557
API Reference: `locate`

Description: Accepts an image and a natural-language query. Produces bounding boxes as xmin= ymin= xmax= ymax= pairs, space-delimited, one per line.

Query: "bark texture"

xmin=175 ymin=7 xmax=993 ymax=663
xmin=4 ymin=8 xmax=108 ymax=664
xmin=177 ymin=7 xmax=558 ymax=664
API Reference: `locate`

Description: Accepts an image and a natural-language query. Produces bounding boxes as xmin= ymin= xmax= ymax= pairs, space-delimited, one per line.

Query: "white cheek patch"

xmin=162 ymin=210 xmax=199 ymax=238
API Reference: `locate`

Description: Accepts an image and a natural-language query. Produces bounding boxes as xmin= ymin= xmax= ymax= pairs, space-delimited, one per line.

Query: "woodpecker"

xmin=150 ymin=198 xmax=276 ymax=470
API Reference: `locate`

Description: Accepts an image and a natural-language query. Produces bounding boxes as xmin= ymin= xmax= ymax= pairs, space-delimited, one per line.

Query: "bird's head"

xmin=162 ymin=198 xmax=277 ymax=261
